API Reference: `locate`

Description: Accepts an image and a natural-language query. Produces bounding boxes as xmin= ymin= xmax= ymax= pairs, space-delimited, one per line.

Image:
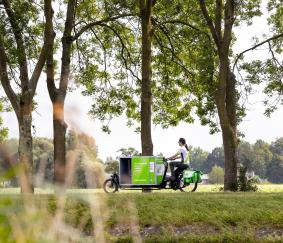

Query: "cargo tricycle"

xmin=103 ymin=156 xmax=202 ymax=193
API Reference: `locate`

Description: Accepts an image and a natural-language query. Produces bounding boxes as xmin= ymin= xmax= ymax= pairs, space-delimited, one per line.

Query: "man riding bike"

xmin=167 ymin=137 xmax=190 ymax=181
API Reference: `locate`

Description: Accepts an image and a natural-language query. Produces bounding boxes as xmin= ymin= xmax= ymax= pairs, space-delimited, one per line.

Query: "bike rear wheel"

xmin=103 ymin=179 xmax=118 ymax=193
xmin=179 ymin=180 xmax=198 ymax=192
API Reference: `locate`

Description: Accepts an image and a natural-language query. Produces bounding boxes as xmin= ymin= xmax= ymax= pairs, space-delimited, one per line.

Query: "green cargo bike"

xmin=103 ymin=156 xmax=203 ymax=193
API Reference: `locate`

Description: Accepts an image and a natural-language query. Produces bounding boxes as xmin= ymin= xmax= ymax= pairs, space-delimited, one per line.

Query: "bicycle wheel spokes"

xmin=103 ymin=179 xmax=118 ymax=193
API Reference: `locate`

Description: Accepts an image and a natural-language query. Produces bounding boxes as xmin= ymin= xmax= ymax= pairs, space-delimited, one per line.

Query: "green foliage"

xmin=66 ymin=130 xmax=105 ymax=188
xmin=237 ymin=165 xmax=258 ymax=192
xmin=76 ymin=0 xmax=265 ymax=135
xmin=33 ymin=137 xmax=54 ymax=184
xmin=116 ymin=147 xmax=140 ymax=157
xmin=189 ymin=147 xmax=209 ymax=171
xmin=266 ymin=138 xmax=283 ymax=183
xmin=0 ymin=102 xmax=8 ymax=143
xmin=237 ymin=141 xmax=254 ymax=170
xmin=266 ymin=156 xmax=283 ymax=184
xmin=238 ymin=1 xmax=283 ymax=117
xmin=268 ymin=0 xmax=283 ymax=49
xmin=0 ymin=0 xmax=45 ymax=83
xmin=0 ymin=131 xmax=104 ymax=188
xmin=208 ymin=165 xmax=224 ymax=184
xmin=252 ymin=140 xmax=273 ymax=178
xmin=204 ymin=147 xmax=225 ymax=173
xmin=104 ymin=157 xmax=119 ymax=174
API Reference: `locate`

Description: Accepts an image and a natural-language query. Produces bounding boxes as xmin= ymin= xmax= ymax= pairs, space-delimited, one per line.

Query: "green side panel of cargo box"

xmin=156 ymin=157 xmax=165 ymax=184
xmin=132 ymin=157 xmax=150 ymax=184
xmin=148 ymin=157 xmax=155 ymax=184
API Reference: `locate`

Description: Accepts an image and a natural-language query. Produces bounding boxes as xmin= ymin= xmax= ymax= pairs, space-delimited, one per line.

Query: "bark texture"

xmin=140 ymin=0 xmax=154 ymax=156
xmin=18 ymin=107 xmax=33 ymax=193
xmin=46 ymin=0 xmax=76 ymax=185
xmin=199 ymin=0 xmax=238 ymax=191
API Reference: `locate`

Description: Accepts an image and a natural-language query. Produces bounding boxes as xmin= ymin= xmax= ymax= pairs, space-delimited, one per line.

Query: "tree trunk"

xmin=18 ymin=112 xmax=34 ymax=193
xmin=215 ymin=67 xmax=238 ymax=191
xmin=53 ymin=100 xmax=67 ymax=185
xmin=0 ymin=0 xmax=54 ymax=194
xmin=46 ymin=0 xmax=75 ymax=186
xmin=224 ymin=71 xmax=238 ymax=191
xmin=198 ymin=0 xmax=237 ymax=191
xmin=140 ymin=0 xmax=153 ymax=156
xmin=221 ymin=125 xmax=238 ymax=191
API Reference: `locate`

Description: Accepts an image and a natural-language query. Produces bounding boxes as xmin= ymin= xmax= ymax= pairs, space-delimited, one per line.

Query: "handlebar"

xmin=163 ymin=157 xmax=168 ymax=166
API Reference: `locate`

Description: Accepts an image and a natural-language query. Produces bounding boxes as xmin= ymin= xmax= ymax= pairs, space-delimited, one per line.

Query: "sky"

xmin=1 ymin=6 xmax=283 ymax=161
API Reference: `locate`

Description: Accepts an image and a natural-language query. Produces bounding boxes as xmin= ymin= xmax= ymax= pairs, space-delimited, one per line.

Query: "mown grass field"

xmin=1 ymin=183 xmax=283 ymax=194
xmin=0 ymin=185 xmax=283 ymax=242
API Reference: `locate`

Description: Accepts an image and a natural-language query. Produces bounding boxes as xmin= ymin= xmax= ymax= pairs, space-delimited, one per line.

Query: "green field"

xmin=0 ymin=185 xmax=283 ymax=242
xmin=1 ymin=183 xmax=283 ymax=194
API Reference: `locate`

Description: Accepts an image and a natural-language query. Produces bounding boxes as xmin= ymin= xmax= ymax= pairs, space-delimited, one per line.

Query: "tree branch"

xmin=233 ymin=32 xmax=283 ymax=71
xmin=198 ymin=0 xmax=220 ymax=49
xmin=73 ymin=14 xmax=133 ymax=41
xmin=152 ymin=18 xmax=212 ymax=41
xmin=45 ymin=0 xmax=57 ymax=102
xmin=98 ymin=23 xmax=141 ymax=83
xmin=30 ymin=0 xmax=55 ymax=97
xmin=153 ymin=29 xmax=195 ymax=81
xmin=222 ymin=0 xmax=235 ymax=54
xmin=59 ymin=0 xmax=76 ymax=94
xmin=0 ymin=34 xmax=19 ymax=117
xmin=2 ymin=0 xmax=29 ymax=90
xmin=215 ymin=0 xmax=222 ymax=40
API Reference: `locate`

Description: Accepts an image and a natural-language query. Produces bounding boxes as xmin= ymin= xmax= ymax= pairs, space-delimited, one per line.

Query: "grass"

xmin=0 ymin=185 xmax=283 ymax=242
xmin=1 ymin=183 xmax=283 ymax=194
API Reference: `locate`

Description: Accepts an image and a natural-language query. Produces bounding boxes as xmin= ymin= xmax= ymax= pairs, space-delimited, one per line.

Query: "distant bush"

xmin=237 ymin=166 xmax=258 ymax=192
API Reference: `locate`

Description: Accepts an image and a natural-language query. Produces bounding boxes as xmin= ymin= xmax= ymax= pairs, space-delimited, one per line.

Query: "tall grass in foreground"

xmin=0 ymin=191 xmax=283 ymax=242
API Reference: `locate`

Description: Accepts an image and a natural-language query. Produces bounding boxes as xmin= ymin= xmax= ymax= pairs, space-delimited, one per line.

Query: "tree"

xmin=266 ymin=156 xmax=283 ymax=183
xmin=0 ymin=0 xmax=54 ymax=193
xmin=46 ymin=0 xmax=75 ymax=186
xmin=269 ymin=137 xmax=283 ymax=156
xmin=104 ymin=157 xmax=119 ymax=174
xmin=237 ymin=141 xmax=254 ymax=171
xmin=78 ymin=1 xmax=197 ymax=155
xmin=33 ymin=138 xmax=54 ymax=186
xmin=234 ymin=1 xmax=283 ymax=116
xmin=46 ymin=0 xmax=133 ymax=186
xmin=0 ymin=137 xmax=54 ymax=187
xmin=251 ymin=140 xmax=272 ymax=178
xmin=139 ymin=0 xmax=158 ymax=155
xmin=190 ymin=147 xmax=209 ymax=171
xmin=204 ymin=147 xmax=225 ymax=173
xmin=196 ymin=0 xmax=238 ymax=191
xmin=65 ymin=130 xmax=104 ymax=188
xmin=189 ymin=0 xmax=265 ymax=191
xmin=209 ymin=165 xmax=224 ymax=184
xmin=117 ymin=147 xmax=140 ymax=157
xmin=266 ymin=138 xmax=283 ymax=183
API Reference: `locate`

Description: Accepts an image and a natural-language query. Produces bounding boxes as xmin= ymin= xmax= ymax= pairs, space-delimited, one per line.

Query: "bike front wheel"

xmin=103 ymin=179 xmax=118 ymax=193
